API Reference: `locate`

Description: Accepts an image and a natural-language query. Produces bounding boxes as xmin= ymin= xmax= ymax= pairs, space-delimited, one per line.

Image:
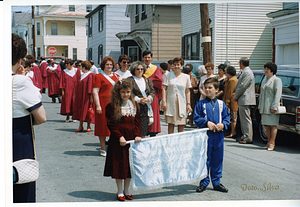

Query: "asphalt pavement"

xmin=34 ymin=93 xmax=300 ymax=206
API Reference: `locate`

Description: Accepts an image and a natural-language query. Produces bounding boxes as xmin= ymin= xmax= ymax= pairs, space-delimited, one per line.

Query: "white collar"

xmin=64 ymin=68 xmax=77 ymax=77
xmin=81 ymin=71 xmax=91 ymax=80
xmin=48 ymin=64 xmax=58 ymax=70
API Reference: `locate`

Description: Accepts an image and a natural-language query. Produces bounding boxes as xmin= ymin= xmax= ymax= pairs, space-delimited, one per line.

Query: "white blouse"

xmin=12 ymin=75 xmax=42 ymax=118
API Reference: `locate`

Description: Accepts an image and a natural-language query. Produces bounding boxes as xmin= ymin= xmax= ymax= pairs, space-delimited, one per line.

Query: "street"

xmin=34 ymin=94 xmax=300 ymax=205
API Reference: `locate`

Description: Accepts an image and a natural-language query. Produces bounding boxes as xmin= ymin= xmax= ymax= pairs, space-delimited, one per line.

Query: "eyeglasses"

xmin=122 ymin=61 xmax=130 ymax=64
xmin=136 ymin=68 xmax=143 ymax=71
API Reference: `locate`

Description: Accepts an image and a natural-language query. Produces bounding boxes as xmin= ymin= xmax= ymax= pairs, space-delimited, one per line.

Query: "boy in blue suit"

xmin=194 ymin=77 xmax=230 ymax=193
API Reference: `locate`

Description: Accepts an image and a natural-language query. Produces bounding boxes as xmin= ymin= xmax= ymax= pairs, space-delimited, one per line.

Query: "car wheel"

xmin=258 ymin=120 xmax=268 ymax=143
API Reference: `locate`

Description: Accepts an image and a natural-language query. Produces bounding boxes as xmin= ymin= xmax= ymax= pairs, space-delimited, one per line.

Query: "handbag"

xmin=87 ymin=103 xmax=95 ymax=120
xmin=12 ymin=76 xmax=39 ymax=184
xmin=275 ymin=99 xmax=286 ymax=114
xmin=13 ymin=159 xmax=39 ymax=184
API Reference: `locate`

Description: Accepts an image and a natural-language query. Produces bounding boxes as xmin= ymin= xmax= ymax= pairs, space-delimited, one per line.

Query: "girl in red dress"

xmin=73 ymin=61 xmax=95 ymax=132
xmin=104 ymin=79 xmax=142 ymax=201
xmin=92 ymin=56 xmax=120 ymax=157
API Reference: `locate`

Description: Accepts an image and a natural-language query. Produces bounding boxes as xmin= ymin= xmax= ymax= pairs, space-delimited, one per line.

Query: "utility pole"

xmin=32 ymin=6 xmax=36 ymax=59
xmin=200 ymin=4 xmax=211 ymax=64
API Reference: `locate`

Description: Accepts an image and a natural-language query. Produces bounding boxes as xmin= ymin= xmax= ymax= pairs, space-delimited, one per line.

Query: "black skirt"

xmin=13 ymin=115 xmax=36 ymax=203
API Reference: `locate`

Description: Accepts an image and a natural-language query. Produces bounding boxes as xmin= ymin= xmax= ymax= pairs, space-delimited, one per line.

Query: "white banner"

xmin=128 ymin=129 xmax=208 ymax=191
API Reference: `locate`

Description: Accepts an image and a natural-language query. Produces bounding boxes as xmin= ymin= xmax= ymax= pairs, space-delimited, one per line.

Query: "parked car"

xmin=44 ymin=56 xmax=66 ymax=64
xmin=252 ymin=66 xmax=300 ymax=142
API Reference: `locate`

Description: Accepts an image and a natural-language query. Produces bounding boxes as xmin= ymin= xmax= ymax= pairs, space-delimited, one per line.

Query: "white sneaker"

xmin=72 ymin=119 xmax=77 ymax=123
xmin=100 ymin=150 xmax=107 ymax=157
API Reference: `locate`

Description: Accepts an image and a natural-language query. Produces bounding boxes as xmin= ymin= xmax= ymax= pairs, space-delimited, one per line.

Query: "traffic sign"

xmin=48 ymin=47 xmax=57 ymax=55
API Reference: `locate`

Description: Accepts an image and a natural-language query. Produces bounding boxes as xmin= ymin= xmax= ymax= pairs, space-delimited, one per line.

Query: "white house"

xmin=86 ymin=5 xmax=130 ymax=67
xmin=181 ymin=3 xmax=283 ymax=72
xmin=267 ymin=2 xmax=299 ymax=66
xmin=26 ymin=5 xmax=97 ymax=60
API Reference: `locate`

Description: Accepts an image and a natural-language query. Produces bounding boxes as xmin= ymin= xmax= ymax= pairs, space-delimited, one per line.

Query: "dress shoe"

xmin=100 ymin=150 xmax=107 ymax=157
xmin=116 ymin=194 xmax=125 ymax=201
xmin=213 ymin=184 xmax=228 ymax=193
xmin=238 ymin=140 xmax=253 ymax=144
xmin=196 ymin=185 xmax=206 ymax=193
xmin=124 ymin=193 xmax=133 ymax=200
xmin=267 ymin=144 xmax=275 ymax=151
xmin=86 ymin=129 xmax=92 ymax=132
xmin=75 ymin=128 xmax=84 ymax=132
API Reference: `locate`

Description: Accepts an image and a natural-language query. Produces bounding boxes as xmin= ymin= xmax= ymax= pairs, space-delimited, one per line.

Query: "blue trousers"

xmin=200 ymin=131 xmax=224 ymax=187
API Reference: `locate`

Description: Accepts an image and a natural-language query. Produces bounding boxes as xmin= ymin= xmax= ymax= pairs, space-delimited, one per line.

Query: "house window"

xmin=37 ymin=47 xmax=41 ymax=59
xmin=182 ymin=32 xmax=200 ymax=60
xmin=69 ymin=5 xmax=75 ymax=12
xmin=36 ymin=22 xmax=40 ymax=35
xmin=98 ymin=45 xmax=103 ymax=66
xmin=88 ymin=48 xmax=92 ymax=61
xmin=19 ymin=32 xmax=23 ymax=38
xmin=141 ymin=4 xmax=147 ymax=20
xmin=51 ymin=23 xmax=58 ymax=35
xmin=86 ymin=5 xmax=92 ymax=12
xmin=88 ymin=17 xmax=93 ymax=36
xmin=128 ymin=46 xmax=139 ymax=62
xmin=135 ymin=5 xmax=139 ymax=24
xmin=98 ymin=9 xmax=103 ymax=32
xmin=73 ymin=48 xmax=77 ymax=60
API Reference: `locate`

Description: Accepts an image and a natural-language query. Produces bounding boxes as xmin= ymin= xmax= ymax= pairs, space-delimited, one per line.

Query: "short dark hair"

xmin=129 ymin=61 xmax=146 ymax=76
xmin=12 ymin=33 xmax=27 ymax=65
xmin=185 ymin=63 xmax=193 ymax=70
xmin=173 ymin=57 xmax=184 ymax=66
xmin=239 ymin=57 xmax=249 ymax=67
xmin=25 ymin=60 xmax=34 ymax=68
xmin=182 ymin=67 xmax=192 ymax=74
xmin=89 ymin=60 xmax=94 ymax=65
xmin=225 ymin=66 xmax=236 ymax=76
xmin=81 ymin=60 xmax=92 ymax=70
xmin=218 ymin=64 xmax=226 ymax=71
xmin=118 ymin=54 xmax=131 ymax=63
xmin=160 ymin=62 xmax=168 ymax=71
xmin=168 ymin=59 xmax=173 ymax=65
xmin=204 ymin=77 xmax=220 ymax=89
xmin=142 ymin=50 xmax=153 ymax=57
xmin=264 ymin=62 xmax=277 ymax=75
xmin=65 ymin=59 xmax=75 ymax=66
xmin=40 ymin=56 xmax=45 ymax=60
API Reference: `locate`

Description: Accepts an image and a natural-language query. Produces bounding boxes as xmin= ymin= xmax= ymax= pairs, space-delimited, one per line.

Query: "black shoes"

xmin=196 ymin=185 xmax=206 ymax=193
xmin=213 ymin=184 xmax=228 ymax=193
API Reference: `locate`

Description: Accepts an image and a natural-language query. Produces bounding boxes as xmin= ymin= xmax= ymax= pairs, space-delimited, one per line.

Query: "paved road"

xmin=34 ymin=94 xmax=300 ymax=205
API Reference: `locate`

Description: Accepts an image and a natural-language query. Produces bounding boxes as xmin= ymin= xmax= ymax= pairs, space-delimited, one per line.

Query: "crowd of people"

xmin=12 ymin=32 xmax=283 ymax=202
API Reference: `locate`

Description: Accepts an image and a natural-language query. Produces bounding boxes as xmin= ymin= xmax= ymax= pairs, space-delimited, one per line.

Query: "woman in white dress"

xmin=162 ymin=57 xmax=192 ymax=134
xmin=258 ymin=62 xmax=282 ymax=151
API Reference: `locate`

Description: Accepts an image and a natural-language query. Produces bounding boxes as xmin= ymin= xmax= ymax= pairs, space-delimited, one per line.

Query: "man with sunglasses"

xmin=115 ymin=54 xmax=132 ymax=79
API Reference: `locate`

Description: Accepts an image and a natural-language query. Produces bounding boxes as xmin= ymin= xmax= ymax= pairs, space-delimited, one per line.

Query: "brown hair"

xmin=204 ymin=77 xmax=220 ymax=89
xmin=81 ymin=60 xmax=92 ymax=70
xmin=110 ymin=79 xmax=136 ymax=123
xmin=100 ymin=56 xmax=115 ymax=70
xmin=118 ymin=54 xmax=131 ymax=63
xmin=205 ymin=62 xmax=214 ymax=70
xmin=25 ymin=60 xmax=34 ymax=68
xmin=173 ymin=57 xmax=184 ymax=66
xmin=12 ymin=33 xmax=27 ymax=65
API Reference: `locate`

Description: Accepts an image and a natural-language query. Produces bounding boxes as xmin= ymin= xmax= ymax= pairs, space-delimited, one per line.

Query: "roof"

xmin=40 ymin=12 xmax=87 ymax=17
xmin=85 ymin=5 xmax=105 ymax=18
xmin=12 ymin=12 xmax=31 ymax=27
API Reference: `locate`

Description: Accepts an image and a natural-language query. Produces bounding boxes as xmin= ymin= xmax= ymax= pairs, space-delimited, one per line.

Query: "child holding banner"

xmin=193 ymin=77 xmax=230 ymax=193
xmin=104 ymin=79 xmax=142 ymax=201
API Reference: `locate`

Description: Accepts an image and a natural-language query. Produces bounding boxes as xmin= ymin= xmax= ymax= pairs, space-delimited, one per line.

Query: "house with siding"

xmin=267 ymin=2 xmax=299 ymax=66
xmin=12 ymin=11 xmax=31 ymax=47
xmin=181 ymin=3 xmax=282 ymax=72
xmin=26 ymin=5 xmax=97 ymax=60
xmin=85 ymin=5 xmax=130 ymax=67
xmin=116 ymin=4 xmax=181 ymax=61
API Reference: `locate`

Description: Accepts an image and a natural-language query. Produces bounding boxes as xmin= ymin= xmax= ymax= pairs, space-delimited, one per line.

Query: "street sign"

xmin=48 ymin=47 xmax=57 ymax=56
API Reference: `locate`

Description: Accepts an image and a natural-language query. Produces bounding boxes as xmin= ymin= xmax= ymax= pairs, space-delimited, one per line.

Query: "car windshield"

xmin=277 ymin=75 xmax=300 ymax=97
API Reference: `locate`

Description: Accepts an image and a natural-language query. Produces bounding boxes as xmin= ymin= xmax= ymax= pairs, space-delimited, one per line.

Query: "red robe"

xmin=59 ymin=68 xmax=81 ymax=115
xmin=47 ymin=64 xmax=61 ymax=97
xmin=143 ymin=64 xmax=163 ymax=134
xmin=26 ymin=70 xmax=41 ymax=92
xmin=31 ymin=64 xmax=43 ymax=93
xmin=40 ymin=61 xmax=48 ymax=88
xmin=73 ymin=71 xmax=95 ymax=123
